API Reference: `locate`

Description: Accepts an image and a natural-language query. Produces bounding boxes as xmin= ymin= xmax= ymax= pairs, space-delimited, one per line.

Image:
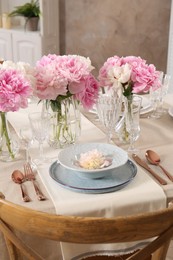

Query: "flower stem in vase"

xmin=116 ymin=96 xmax=132 ymax=144
xmin=0 ymin=112 xmax=15 ymax=161
xmin=47 ymin=96 xmax=81 ymax=149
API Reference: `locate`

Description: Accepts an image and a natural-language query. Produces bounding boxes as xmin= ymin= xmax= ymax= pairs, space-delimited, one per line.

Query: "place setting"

xmin=49 ymin=142 xmax=137 ymax=194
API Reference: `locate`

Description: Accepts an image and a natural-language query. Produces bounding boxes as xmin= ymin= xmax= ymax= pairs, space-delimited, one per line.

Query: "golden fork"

xmin=24 ymin=163 xmax=46 ymax=201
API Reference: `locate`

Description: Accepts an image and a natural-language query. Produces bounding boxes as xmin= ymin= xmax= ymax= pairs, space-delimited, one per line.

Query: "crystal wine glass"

xmin=159 ymin=73 xmax=171 ymax=114
xmin=149 ymin=85 xmax=162 ymax=119
xmin=96 ymin=90 xmax=122 ymax=143
xmin=19 ymin=126 xmax=33 ymax=163
xmin=125 ymin=96 xmax=142 ymax=153
xmin=28 ymin=112 xmax=51 ymax=165
xmin=148 ymin=71 xmax=163 ymax=119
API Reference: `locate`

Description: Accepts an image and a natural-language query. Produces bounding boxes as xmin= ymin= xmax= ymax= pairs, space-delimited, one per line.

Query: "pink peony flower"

xmin=0 ymin=60 xmax=36 ymax=90
xmin=0 ymin=69 xmax=32 ymax=112
xmin=73 ymin=74 xmax=99 ymax=109
xmin=98 ymin=55 xmax=160 ymax=97
xmin=34 ymin=54 xmax=99 ymax=109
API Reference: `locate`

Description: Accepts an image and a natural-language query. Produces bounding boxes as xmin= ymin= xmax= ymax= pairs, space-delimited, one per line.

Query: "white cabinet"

xmin=12 ymin=31 xmax=42 ymax=65
xmin=0 ymin=30 xmax=13 ymax=60
xmin=0 ymin=0 xmax=59 ymax=66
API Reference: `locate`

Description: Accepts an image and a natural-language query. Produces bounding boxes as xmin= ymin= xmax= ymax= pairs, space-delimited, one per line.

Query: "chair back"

xmin=0 ymin=192 xmax=173 ymax=260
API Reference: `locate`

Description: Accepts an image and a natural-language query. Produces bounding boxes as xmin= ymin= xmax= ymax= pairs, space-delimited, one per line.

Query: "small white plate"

xmin=168 ymin=107 xmax=173 ymax=117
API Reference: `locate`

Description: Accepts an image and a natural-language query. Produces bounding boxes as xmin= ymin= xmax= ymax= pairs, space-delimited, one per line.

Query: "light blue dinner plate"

xmin=49 ymin=160 xmax=137 ymax=194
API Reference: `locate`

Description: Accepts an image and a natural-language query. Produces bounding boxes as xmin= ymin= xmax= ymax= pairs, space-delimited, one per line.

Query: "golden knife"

xmin=132 ymin=154 xmax=167 ymax=185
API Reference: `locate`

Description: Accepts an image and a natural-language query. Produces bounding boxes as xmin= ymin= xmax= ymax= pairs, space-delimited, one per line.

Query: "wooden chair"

xmin=0 ymin=192 xmax=173 ymax=260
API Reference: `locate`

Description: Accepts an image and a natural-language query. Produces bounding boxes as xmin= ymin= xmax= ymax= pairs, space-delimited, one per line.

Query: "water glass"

xmin=158 ymin=74 xmax=171 ymax=114
xmin=149 ymin=86 xmax=162 ymax=119
xmin=19 ymin=126 xmax=33 ymax=163
xmin=96 ymin=91 xmax=122 ymax=143
xmin=125 ymin=96 xmax=142 ymax=153
xmin=28 ymin=112 xmax=51 ymax=165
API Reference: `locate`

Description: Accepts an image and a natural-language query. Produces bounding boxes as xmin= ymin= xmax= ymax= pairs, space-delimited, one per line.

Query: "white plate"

xmin=49 ymin=160 xmax=137 ymax=194
xmin=58 ymin=143 xmax=128 ymax=179
xmin=168 ymin=107 xmax=173 ymax=117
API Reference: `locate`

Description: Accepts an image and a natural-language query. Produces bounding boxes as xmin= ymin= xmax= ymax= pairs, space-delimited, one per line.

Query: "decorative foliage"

xmin=9 ymin=0 xmax=40 ymax=18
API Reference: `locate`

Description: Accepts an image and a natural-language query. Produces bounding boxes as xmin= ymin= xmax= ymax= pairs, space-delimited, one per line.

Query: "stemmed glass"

xmin=28 ymin=112 xmax=51 ymax=165
xmin=149 ymin=86 xmax=162 ymax=119
xmin=125 ymin=96 xmax=142 ymax=153
xmin=159 ymin=74 xmax=171 ymax=114
xmin=96 ymin=90 xmax=122 ymax=143
xmin=19 ymin=126 xmax=33 ymax=163
xmin=148 ymin=71 xmax=164 ymax=119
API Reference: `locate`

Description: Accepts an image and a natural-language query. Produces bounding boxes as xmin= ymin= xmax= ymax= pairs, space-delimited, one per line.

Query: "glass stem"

xmin=129 ymin=134 xmax=135 ymax=151
xmin=25 ymin=147 xmax=30 ymax=163
xmin=152 ymin=102 xmax=157 ymax=115
xmin=159 ymin=97 xmax=163 ymax=114
xmin=39 ymin=142 xmax=44 ymax=160
xmin=26 ymin=149 xmax=29 ymax=163
xmin=107 ymin=129 xmax=112 ymax=143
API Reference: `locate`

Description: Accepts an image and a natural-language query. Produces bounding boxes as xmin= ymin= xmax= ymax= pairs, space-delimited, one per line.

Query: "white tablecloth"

xmin=7 ymin=103 xmax=167 ymax=259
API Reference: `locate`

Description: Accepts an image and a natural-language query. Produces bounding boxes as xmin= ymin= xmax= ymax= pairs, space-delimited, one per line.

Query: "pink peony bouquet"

xmin=0 ymin=61 xmax=33 ymax=112
xmin=33 ymin=54 xmax=99 ymax=110
xmin=98 ymin=55 xmax=161 ymax=97
xmin=0 ymin=60 xmax=33 ymax=160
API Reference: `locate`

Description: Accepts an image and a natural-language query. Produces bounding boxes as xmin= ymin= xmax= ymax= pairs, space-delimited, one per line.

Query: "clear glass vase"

xmin=116 ymin=96 xmax=132 ymax=144
xmin=0 ymin=112 xmax=19 ymax=161
xmin=43 ymin=97 xmax=81 ymax=149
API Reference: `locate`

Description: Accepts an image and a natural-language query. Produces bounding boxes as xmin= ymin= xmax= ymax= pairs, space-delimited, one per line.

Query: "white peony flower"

xmin=118 ymin=63 xmax=131 ymax=83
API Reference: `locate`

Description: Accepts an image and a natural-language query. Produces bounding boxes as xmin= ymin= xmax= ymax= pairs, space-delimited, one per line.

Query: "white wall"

xmin=1 ymin=0 xmax=27 ymax=12
xmin=167 ymin=0 xmax=173 ymax=93
xmin=0 ymin=0 xmax=33 ymax=27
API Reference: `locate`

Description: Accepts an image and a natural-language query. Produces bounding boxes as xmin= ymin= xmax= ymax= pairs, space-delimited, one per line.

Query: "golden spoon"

xmin=12 ymin=170 xmax=31 ymax=202
xmin=145 ymin=150 xmax=173 ymax=182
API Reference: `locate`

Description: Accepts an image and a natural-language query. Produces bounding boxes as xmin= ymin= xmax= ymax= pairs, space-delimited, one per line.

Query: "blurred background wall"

xmin=59 ymin=0 xmax=171 ymax=75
